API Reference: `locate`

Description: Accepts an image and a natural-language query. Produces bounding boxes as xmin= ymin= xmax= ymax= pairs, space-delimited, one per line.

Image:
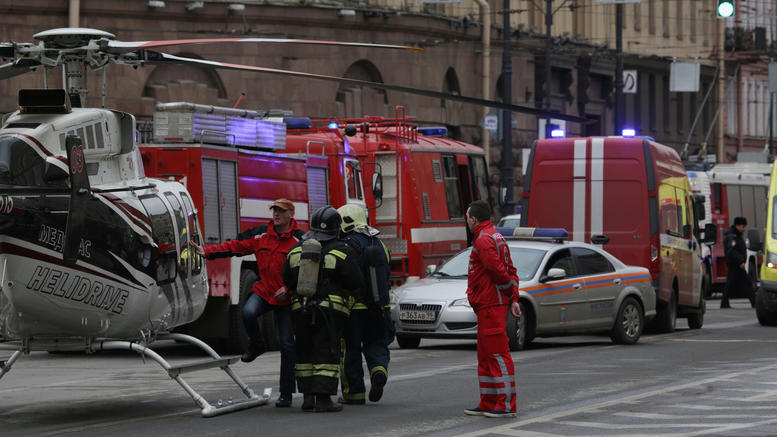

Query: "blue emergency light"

xmin=622 ymin=128 xmax=636 ymax=137
xmin=497 ymin=227 xmax=569 ymax=241
xmin=284 ymin=117 xmax=312 ymax=129
xmin=550 ymin=129 xmax=565 ymax=138
xmin=328 ymin=121 xmax=339 ymax=129
xmin=418 ymin=126 xmax=447 ymax=137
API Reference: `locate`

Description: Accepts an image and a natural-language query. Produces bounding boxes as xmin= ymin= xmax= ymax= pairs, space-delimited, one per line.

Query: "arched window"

xmin=441 ymin=67 xmax=462 ymax=139
xmin=335 ymin=60 xmax=387 ymax=118
xmin=142 ymin=52 xmax=227 ymax=104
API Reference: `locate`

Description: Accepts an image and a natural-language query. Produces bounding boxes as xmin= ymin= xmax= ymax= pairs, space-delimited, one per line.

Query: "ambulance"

xmin=520 ymin=136 xmax=715 ymax=332
xmin=757 ymin=161 xmax=777 ymax=326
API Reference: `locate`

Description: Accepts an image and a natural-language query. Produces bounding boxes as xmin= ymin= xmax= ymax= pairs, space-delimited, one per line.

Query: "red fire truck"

xmin=139 ymin=103 xmax=363 ymax=351
xmin=285 ymin=107 xmax=490 ymax=286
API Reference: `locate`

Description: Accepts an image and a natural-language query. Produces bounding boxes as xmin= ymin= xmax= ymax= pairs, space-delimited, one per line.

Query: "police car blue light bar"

xmin=417 ymin=126 xmax=447 ymax=137
xmin=496 ymin=227 xmax=569 ymax=241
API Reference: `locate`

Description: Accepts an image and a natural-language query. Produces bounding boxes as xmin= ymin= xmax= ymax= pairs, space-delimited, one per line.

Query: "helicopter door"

xmin=164 ymin=192 xmax=189 ymax=279
xmin=180 ymin=192 xmax=203 ymax=274
xmin=139 ymin=194 xmax=178 ymax=285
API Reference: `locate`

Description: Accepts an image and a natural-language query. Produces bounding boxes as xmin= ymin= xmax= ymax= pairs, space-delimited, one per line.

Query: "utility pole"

xmin=501 ymin=0 xmax=515 ymax=216
xmin=544 ymin=0 xmax=552 ymax=138
xmin=614 ymin=3 xmax=624 ymax=135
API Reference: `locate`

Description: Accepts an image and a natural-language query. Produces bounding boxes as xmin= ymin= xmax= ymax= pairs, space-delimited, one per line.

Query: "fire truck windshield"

xmin=0 ymin=136 xmax=67 ymax=187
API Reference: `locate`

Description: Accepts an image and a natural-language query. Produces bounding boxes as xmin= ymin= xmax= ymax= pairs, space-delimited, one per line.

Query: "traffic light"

xmin=718 ymin=0 xmax=735 ymax=18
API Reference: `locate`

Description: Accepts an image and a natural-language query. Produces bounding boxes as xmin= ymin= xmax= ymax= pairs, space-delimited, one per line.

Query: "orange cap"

xmin=270 ymin=198 xmax=295 ymax=213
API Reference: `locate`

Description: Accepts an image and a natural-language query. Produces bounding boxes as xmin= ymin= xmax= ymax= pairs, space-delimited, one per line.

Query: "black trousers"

xmin=722 ymin=265 xmax=755 ymax=308
xmin=293 ymin=306 xmax=345 ymax=395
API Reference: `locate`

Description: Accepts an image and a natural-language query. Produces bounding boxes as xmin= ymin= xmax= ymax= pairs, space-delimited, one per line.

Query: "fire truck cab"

xmin=286 ymin=108 xmax=490 ymax=286
xmin=521 ymin=136 xmax=716 ymax=333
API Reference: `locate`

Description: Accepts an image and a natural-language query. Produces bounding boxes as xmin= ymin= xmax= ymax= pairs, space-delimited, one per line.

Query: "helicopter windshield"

xmin=0 ymin=136 xmax=66 ymax=187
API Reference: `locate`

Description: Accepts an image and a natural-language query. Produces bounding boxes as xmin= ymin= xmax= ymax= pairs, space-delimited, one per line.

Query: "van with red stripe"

xmin=521 ymin=137 xmax=716 ymax=332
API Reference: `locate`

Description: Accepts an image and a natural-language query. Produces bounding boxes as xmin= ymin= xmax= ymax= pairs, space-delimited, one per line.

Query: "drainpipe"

xmin=474 ymin=0 xmax=491 ymax=171
xmin=69 ymin=0 xmax=80 ymax=27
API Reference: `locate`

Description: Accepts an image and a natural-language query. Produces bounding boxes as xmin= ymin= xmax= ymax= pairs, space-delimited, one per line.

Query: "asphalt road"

xmin=1 ymin=298 xmax=775 ymax=437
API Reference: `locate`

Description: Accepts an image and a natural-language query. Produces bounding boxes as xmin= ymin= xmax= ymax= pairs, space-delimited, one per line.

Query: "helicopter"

xmin=0 ymin=27 xmax=586 ymax=417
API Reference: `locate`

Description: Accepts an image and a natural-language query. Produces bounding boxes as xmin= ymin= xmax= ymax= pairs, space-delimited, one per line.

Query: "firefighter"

xmin=464 ymin=200 xmax=521 ymax=418
xmin=282 ymin=205 xmax=364 ymax=412
xmin=721 ymin=216 xmax=756 ymax=309
xmin=190 ymin=198 xmax=302 ymax=408
xmin=336 ymin=204 xmax=393 ymax=405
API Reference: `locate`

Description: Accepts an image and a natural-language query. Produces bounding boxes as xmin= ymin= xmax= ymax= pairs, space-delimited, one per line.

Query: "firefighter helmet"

xmin=303 ymin=205 xmax=341 ymax=241
xmin=337 ymin=204 xmax=367 ymax=234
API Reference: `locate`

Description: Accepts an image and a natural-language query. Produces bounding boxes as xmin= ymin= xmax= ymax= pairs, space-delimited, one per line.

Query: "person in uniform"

xmin=336 ymin=204 xmax=393 ymax=405
xmin=190 ymin=198 xmax=301 ymax=408
xmin=282 ymin=205 xmax=364 ymax=412
xmin=721 ymin=216 xmax=756 ymax=308
xmin=463 ymin=200 xmax=521 ymax=418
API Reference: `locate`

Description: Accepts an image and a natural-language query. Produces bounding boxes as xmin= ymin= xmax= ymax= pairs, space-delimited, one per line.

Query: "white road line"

xmin=671 ymin=404 xmax=777 ymax=410
xmin=612 ymin=412 xmax=766 ymax=420
xmin=668 ymin=338 xmax=777 ymax=343
xmin=673 ymin=416 xmax=777 ymax=437
xmin=454 ymin=362 xmax=777 ymax=437
xmin=558 ymin=421 xmax=711 ymax=429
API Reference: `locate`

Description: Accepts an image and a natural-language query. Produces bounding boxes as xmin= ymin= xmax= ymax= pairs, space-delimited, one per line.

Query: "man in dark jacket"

xmin=283 ymin=205 xmax=365 ymax=412
xmin=722 ymin=216 xmax=756 ymax=308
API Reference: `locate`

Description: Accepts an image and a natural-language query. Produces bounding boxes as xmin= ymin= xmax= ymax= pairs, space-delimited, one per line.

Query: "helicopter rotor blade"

xmin=102 ymin=38 xmax=423 ymax=54
xmin=0 ymin=59 xmax=42 ymax=80
xmin=142 ymin=51 xmax=588 ymax=123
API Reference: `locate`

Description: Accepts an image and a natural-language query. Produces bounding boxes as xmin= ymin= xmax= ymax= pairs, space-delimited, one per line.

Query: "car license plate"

xmin=399 ymin=310 xmax=436 ymax=321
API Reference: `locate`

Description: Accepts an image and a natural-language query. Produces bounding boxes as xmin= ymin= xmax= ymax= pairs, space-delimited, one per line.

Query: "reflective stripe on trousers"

xmin=476 ymin=304 xmax=517 ymax=413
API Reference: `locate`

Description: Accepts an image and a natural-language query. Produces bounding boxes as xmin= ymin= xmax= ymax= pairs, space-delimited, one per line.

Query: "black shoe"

xmin=314 ymin=395 xmax=343 ymax=412
xmin=241 ymin=343 xmax=265 ymax=363
xmin=301 ymin=394 xmax=315 ymax=412
xmin=275 ymin=392 xmax=292 ymax=408
xmin=338 ymin=396 xmax=365 ymax=405
xmin=369 ymin=370 xmax=387 ymax=402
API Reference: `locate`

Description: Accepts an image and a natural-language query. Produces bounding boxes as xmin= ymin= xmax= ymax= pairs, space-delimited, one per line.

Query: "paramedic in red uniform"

xmin=464 ymin=200 xmax=521 ymax=418
xmin=190 ymin=198 xmax=301 ymax=408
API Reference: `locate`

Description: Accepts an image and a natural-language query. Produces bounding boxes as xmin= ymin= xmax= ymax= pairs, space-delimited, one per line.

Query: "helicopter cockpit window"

xmin=139 ymin=194 xmax=177 ymax=284
xmin=0 ymin=136 xmax=67 ymax=188
xmin=164 ymin=192 xmax=189 ymax=279
xmin=180 ymin=192 xmax=202 ymax=274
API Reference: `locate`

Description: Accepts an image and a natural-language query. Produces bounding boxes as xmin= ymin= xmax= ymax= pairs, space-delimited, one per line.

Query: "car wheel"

xmin=610 ymin=296 xmax=644 ymax=345
xmin=506 ymin=301 xmax=529 ymax=351
xmin=653 ymin=290 xmax=677 ymax=333
xmin=396 ymin=335 xmax=421 ymax=349
xmin=687 ymin=291 xmax=705 ymax=330
xmin=755 ymin=288 xmax=777 ymax=326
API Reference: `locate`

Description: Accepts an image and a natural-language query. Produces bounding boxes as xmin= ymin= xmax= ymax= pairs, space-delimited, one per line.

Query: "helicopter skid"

xmin=0 ymin=333 xmax=271 ymax=417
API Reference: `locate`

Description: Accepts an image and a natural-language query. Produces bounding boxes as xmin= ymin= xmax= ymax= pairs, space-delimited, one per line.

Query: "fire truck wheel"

xmin=396 ymin=336 xmax=420 ymax=349
xmin=226 ymin=270 xmax=257 ymax=354
xmin=756 ymin=288 xmax=777 ymax=326
xmin=653 ymin=290 xmax=677 ymax=334
xmin=610 ymin=296 xmax=644 ymax=345
xmin=687 ymin=292 xmax=705 ymax=330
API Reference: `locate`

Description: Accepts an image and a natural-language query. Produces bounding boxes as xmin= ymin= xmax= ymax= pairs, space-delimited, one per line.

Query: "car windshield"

xmin=498 ymin=218 xmax=521 ymax=227
xmin=435 ymin=246 xmax=546 ymax=281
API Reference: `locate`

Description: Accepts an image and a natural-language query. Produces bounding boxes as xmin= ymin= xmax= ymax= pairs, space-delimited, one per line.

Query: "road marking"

xmin=668 ymin=338 xmax=777 ymax=343
xmin=454 ymin=362 xmax=777 ymax=437
xmin=612 ymin=412 xmax=766 ymax=419
xmin=558 ymin=421 xmax=710 ymax=429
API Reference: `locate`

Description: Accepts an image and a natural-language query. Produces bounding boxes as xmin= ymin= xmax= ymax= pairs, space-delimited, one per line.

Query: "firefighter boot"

xmin=369 ymin=370 xmax=387 ymax=402
xmin=314 ymin=394 xmax=343 ymax=412
xmin=275 ymin=392 xmax=292 ymax=408
xmin=301 ymin=394 xmax=315 ymax=412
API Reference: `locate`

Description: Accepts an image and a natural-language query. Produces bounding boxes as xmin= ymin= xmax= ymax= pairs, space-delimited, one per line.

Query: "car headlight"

xmin=450 ymin=297 xmax=471 ymax=307
xmin=767 ymin=251 xmax=777 ymax=269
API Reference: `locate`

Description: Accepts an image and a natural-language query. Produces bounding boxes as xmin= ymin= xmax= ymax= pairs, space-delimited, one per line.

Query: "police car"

xmin=390 ymin=228 xmax=656 ymax=350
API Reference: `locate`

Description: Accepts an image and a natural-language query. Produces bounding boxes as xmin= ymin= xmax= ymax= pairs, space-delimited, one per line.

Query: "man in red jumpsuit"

xmin=191 ymin=198 xmax=302 ymax=408
xmin=464 ymin=200 xmax=521 ymax=418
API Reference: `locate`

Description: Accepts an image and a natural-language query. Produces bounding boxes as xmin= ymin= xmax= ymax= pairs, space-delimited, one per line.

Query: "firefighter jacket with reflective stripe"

xmin=204 ymin=219 xmax=302 ymax=306
xmin=282 ymin=238 xmax=364 ymax=315
xmin=466 ymin=220 xmax=519 ymax=312
xmin=342 ymin=230 xmax=391 ymax=308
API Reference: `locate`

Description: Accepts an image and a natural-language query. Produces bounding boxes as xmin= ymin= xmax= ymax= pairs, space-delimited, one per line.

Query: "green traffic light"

xmin=718 ymin=1 xmax=734 ymax=18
